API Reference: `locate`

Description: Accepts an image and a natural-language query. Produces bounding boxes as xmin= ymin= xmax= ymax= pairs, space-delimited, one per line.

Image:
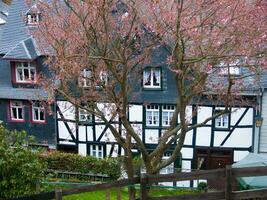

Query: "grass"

xmin=63 ymin=186 xmax=201 ymax=200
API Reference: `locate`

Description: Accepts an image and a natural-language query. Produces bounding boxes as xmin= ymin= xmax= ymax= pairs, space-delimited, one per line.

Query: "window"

xmin=99 ymin=70 xmax=108 ymax=86
xmin=10 ymin=101 xmax=24 ymax=121
xmin=32 ymin=102 xmax=45 ymax=122
xmin=162 ymin=105 xmax=175 ymax=126
xmin=146 ymin=105 xmax=159 ymax=126
xmin=90 ymin=145 xmax=103 ymax=158
xmin=15 ymin=62 xmax=36 ymax=83
xmin=143 ymin=68 xmax=161 ymax=88
xmin=80 ymin=69 xmax=92 ymax=87
xmin=27 ymin=13 xmax=40 ymax=24
xmin=214 ymin=110 xmax=229 ymax=129
xmin=79 ymin=108 xmax=92 ymax=122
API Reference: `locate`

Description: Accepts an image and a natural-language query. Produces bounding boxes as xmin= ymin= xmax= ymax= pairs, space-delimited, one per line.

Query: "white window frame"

xmin=146 ymin=105 xmax=159 ymax=126
xmin=162 ymin=105 xmax=175 ymax=127
xmin=215 ymin=110 xmax=229 ymax=129
xmin=10 ymin=101 xmax=24 ymax=121
xmin=15 ymin=62 xmax=37 ymax=83
xmin=79 ymin=108 xmax=92 ymax=122
xmin=32 ymin=102 xmax=45 ymax=122
xmin=143 ymin=68 xmax=161 ymax=88
xmin=99 ymin=70 xmax=108 ymax=85
xmin=80 ymin=69 xmax=92 ymax=87
xmin=27 ymin=13 xmax=40 ymax=25
xmin=90 ymin=145 xmax=103 ymax=158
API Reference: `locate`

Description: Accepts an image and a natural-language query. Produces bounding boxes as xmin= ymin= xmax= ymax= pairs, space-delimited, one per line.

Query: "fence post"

xmin=106 ymin=189 xmax=110 ymax=200
xmin=225 ymin=165 xmax=232 ymax=200
xmin=140 ymin=173 xmax=147 ymax=200
xmin=117 ymin=188 xmax=122 ymax=200
xmin=55 ymin=188 xmax=62 ymax=200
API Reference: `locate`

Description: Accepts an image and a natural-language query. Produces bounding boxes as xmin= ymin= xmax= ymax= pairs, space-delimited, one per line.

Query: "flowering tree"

xmin=32 ymin=0 xmax=266 ymax=198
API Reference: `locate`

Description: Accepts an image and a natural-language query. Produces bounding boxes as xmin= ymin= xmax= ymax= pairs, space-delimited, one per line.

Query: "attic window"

xmin=27 ymin=13 xmax=40 ymax=24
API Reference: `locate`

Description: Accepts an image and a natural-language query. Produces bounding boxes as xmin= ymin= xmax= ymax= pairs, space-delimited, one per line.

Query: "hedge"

xmin=41 ymin=151 xmax=121 ymax=180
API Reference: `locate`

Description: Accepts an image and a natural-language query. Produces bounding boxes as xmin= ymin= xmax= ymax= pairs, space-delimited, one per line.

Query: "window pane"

xmin=143 ymin=70 xmax=151 ymax=86
xmin=24 ymin=68 xmax=29 ymax=80
xmin=153 ymin=69 xmax=160 ymax=86
xmin=34 ymin=109 xmax=38 ymax=120
xmin=18 ymin=108 xmax=23 ymax=119
xmin=40 ymin=110 xmax=44 ymax=120
xmin=12 ymin=108 xmax=17 ymax=119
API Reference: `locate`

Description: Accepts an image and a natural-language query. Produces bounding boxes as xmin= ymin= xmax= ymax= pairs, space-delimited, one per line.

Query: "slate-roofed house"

xmin=0 ymin=0 xmax=56 ymax=148
xmin=0 ymin=0 xmax=262 ymax=188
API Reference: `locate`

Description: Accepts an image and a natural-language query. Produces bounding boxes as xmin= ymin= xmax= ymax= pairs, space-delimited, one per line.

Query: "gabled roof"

xmin=3 ymin=37 xmax=40 ymax=60
xmin=0 ymin=0 xmax=30 ymax=54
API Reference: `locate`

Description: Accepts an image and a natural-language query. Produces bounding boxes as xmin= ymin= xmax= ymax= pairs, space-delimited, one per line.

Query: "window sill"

xmin=10 ymin=119 xmax=25 ymax=123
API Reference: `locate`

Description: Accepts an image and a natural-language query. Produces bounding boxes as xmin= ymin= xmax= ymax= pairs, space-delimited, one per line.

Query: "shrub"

xmin=0 ymin=126 xmax=46 ymax=198
xmin=41 ymin=151 xmax=121 ymax=180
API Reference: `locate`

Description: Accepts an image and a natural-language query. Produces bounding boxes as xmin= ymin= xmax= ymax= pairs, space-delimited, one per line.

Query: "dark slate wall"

xmin=0 ymin=99 xmax=56 ymax=145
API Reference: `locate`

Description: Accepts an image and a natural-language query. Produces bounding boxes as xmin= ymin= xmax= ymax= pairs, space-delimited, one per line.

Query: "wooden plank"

xmin=225 ymin=165 xmax=232 ymax=200
xmin=55 ymin=189 xmax=62 ymax=200
xmin=7 ymin=191 xmax=55 ymax=200
xmin=147 ymin=191 xmax=225 ymax=200
xmin=232 ymin=188 xmax=267 ymax=199
xmin=146 ymin=168 xmax=225 ymax=184
xmin=62 ymin=177 xmax=139 ymax=195
xmin=140 ymin=174 xmax=147 ymax=200
xmin=232 ymin=166 xmax=267 ymax=177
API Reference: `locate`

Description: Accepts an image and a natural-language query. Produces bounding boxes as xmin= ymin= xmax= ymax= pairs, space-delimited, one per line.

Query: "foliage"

xmin=33 ymin=0 xmax=267 ymax=178
xmin=197 ymin=182 xmax=208 ymax=191
xmin=0 ymin=126 xmax=46 ymax=198
xmin=41 ymin=151 xmax=121 ymax=179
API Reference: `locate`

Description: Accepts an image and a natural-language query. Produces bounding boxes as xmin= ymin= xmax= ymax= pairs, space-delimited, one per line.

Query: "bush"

xmin=0 ymin=126 xmax=46 ymax=198
xmin=41 ymin=151 xmax=121 ymax=180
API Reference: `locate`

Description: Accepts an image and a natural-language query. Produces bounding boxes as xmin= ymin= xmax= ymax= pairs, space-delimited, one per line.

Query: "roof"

xmin=0 ymin=0 xmax=31 ymax=54
xmin=3 ymin=37 xmax=40 ymax=60
xmin=0 ymin=58 xmax=48 ymax=100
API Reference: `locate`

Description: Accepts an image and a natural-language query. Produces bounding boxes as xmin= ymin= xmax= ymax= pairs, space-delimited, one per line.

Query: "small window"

xmin=15 ymin=62 xmax=36 ymax=83
xmin=32 ymin=102 xmax=45 ymax=122
xmin=90 ymin=145 xmax=103 ymax=158
xmin=10 ymin=101 xmax=24 ymax=121
xmin=214 ymin=110 xmax=229 ymax=129
xmin=146 ymin=105 xmax=159 ymax=126
xmin=27 ymin=13 xmax=40 ymax=24
xmin=143 ymin=68 xmax=161 ymax=88
xmin=80 ymin=69 xmax=92 ymax=87
xmin=162 ymin=105 xmax=175 ymax=126
xmin=99 ymin=70 xmax=108 ymax=86
xmin=79 ymin=108 xmax=92 ymax=122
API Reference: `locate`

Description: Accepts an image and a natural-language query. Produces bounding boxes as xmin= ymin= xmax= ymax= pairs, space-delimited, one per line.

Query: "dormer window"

xmin=80 ymin=69 xmax=92 ymax=87
xmin=15 ymin=62 xmax=37 ymax=83
xmin=27 ymin=13 xmax=40 ymax=24
xmin=143 ymin=67 xmax=161 ymax=89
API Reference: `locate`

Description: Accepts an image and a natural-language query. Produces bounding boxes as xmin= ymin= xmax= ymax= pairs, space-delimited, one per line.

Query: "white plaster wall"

xmin=196 ymin=127 xmax=211 ymax=146
xmin=223 ymin=128 xmax=252 ymax=148
xmin=58 ymin=121 xmax=76 ymax=139
xmin=181 ymin=147 xmax=193 ymax=159
xmin=213 ymin=131 xmax=229 ymax=147
xmin=78 ymin=126 xmax=86 ymax=141
xmin=87 ymin=126 xmax=93 ymax=141
xmin=197 ymin=107 xmax=212 ymax=125
xmin=239 ymin=108 xmax=253 ymax=126
xmin=145 ymin=129 xmax=159 ymax=144
xmin=78 ymin=144 xmax=87 ymax=156
xmin=57 ymin=101 xmax=75 ymax=120
xmin=184 ymin=130 xmax=193 ymax=145
xmin=234 ymin=151 xmax=249 ymax=162
xmin=129 ymin=105 xmax=143 ymax=122
xmin=95 ymin=103 xmax=118 ymax=122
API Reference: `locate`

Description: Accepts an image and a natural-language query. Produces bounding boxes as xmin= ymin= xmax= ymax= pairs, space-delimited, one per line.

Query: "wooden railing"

xmin=6 ymin=166 xmax=267 ymax=200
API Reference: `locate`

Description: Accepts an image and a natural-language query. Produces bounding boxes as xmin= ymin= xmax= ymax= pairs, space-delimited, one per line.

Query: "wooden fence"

xmin=7 ymin=166 xmax=267 ymax=200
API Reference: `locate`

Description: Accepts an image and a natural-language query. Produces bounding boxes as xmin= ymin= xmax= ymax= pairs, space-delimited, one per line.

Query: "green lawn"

xmin=63 ymin=187 xmax=201 ymax=200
